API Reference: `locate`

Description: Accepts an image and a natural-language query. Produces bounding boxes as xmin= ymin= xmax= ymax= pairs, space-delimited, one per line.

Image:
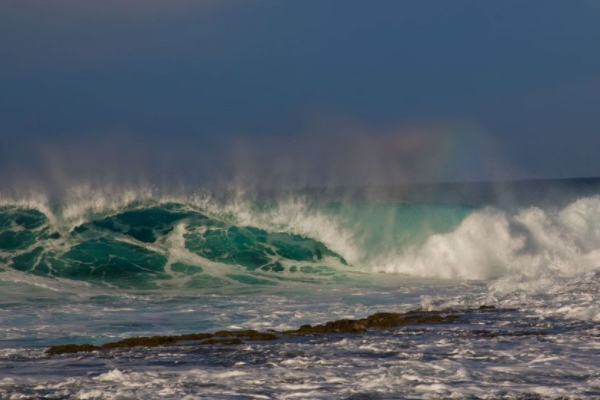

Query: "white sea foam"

xmin=2 ymin=188 xmax=600 ymax=323
xmin=374 ymin=197 xmax=600 ymax=283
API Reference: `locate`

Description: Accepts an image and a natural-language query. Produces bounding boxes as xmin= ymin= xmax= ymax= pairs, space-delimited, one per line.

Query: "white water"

xmin=2 ymin=189 xmax=600 ymax=399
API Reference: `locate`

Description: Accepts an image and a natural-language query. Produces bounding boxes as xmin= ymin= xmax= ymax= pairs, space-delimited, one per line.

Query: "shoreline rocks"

xmin=45 ymin=307 xmax=494 ymax=356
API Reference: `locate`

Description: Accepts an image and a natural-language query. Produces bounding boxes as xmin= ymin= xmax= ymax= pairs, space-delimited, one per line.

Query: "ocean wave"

xmin=377 ymin=196 xmax=600 ymax=281
xmin=1 ymin=191 xmax=600 ymax=298
xmin=0 ymin=199 xmax=350 ymax=289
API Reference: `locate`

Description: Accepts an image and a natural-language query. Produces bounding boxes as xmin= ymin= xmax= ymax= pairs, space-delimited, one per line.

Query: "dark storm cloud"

xmin=0 ymin=0 xmax=599 ymax=189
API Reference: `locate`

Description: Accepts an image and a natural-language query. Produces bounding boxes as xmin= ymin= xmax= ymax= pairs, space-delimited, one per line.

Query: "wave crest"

xmin=377 ymin=197 xmax=600 ymax=288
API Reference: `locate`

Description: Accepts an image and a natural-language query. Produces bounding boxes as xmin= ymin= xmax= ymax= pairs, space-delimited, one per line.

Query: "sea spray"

xmin=2 ymin=192 xmax=600 ymax=293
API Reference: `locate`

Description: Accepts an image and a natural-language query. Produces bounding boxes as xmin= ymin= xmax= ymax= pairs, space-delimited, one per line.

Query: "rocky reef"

xmin=45 ymin=307 xmax=494 ymax=356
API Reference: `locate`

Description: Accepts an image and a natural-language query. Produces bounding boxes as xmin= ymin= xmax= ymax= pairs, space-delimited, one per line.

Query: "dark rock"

xmin=235 ymin=331 xmax=278 ymax=341
xmin=45 ymin=308 xmax=462 ymax=355
xmin=101 ymin=335 xmax=180 ymax=349
xmin=177 ymin=333 xmax=214 ymax=341
xmin=231 ymin=329 xmax=259 ymax=337
xmin=46 ymin=344 xmax=100 ymax=356
xmin=365 ymin=313 xmax=403 ymax=329
xmin=324 ymin=319 xmax=368 ymax=332
xmin=214 ymin=330 xmax=234 ymax=337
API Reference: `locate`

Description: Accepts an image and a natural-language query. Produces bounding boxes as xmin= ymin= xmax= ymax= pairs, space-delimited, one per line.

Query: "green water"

xmin=0 ymin=201 xmax=473 ymax=289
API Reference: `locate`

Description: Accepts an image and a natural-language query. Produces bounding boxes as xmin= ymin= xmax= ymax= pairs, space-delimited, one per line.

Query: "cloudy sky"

xmin=1 ymin=0 xmax=599 ymax=189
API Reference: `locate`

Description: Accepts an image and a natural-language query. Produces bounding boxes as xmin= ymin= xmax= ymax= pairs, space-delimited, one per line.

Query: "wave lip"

xmin=2 ymin=194 xmax=600 ymax=302
xmin=0 ymin=202 xmax=349 ymax=289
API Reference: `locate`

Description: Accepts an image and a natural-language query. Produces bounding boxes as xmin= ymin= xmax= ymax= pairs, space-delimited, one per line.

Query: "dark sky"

xmin=1 ymin=0 xmax=599 ymax=189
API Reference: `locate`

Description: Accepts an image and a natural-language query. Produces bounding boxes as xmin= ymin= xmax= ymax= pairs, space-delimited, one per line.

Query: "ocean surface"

xmin=1 ymin=179 xmax=600 ymax=399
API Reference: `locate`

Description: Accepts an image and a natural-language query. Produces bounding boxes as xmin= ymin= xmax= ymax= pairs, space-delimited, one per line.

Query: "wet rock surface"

xmin=10 ymin=303 xmax=600 ymax=400
xmin=282 ymin=310 xmax=460 ymax=336
xmin=44 ymin=308 xmax=480 ymax=356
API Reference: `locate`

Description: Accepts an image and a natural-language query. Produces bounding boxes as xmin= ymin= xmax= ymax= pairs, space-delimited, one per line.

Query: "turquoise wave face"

xmin=0 ymin=204 xmax=350 ymax=289
xmin=0 ymin=200 xmax=473 ymax=290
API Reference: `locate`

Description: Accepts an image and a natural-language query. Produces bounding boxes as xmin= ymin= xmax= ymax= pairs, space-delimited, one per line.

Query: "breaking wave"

xmin=1 ymin=190 xmax=600 ymax=296
xmin=379 ymin=196 xmax=600 ymax=279
xmin=0 ymin=199 xmax=350 ymax=290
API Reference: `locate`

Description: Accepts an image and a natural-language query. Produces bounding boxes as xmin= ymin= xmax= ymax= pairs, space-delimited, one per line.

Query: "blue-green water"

xmin=2 ymin=185 xmax=600 ymax=399
xmin=0 ymin=199 xmax=471 ymax=290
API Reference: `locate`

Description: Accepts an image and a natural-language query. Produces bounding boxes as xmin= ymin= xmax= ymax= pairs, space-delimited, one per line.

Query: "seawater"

xmin=1 ymin=180 xmax=600 ymax=399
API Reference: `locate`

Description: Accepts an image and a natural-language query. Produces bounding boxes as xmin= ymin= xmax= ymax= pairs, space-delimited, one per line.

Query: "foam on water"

xmin=375 ymin=197 xmax=600 ymax=280
xmin=2 ymin=190 xmax=600 ymax=287
xmin=2 ymin=187 xmax=600 ymax=398
xmin=2 ymin=191 xmax=600 ymax=318
xmin=2 ymin=301 xmax=599 ymax=399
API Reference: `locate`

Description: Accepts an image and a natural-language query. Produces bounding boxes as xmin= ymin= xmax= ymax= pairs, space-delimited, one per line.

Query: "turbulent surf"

xmin=1 ymin=180 xmax=600 ymax=399
xmin=0 ymin=195 xmax=475 ymax=290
